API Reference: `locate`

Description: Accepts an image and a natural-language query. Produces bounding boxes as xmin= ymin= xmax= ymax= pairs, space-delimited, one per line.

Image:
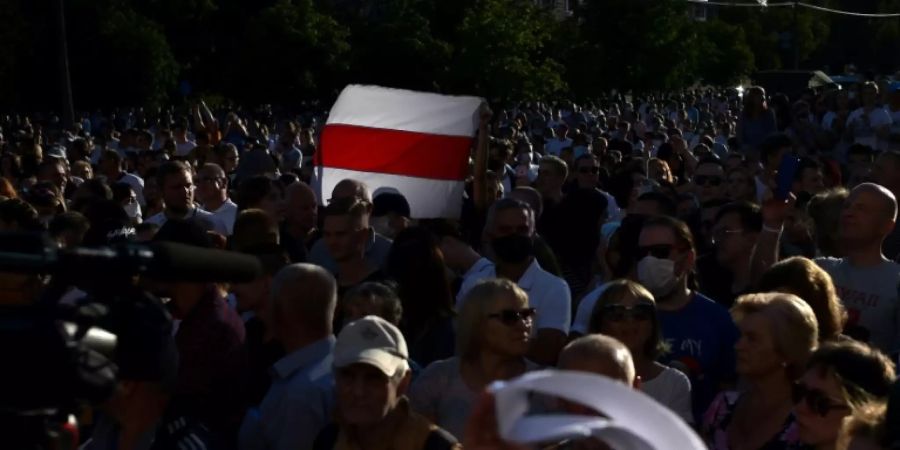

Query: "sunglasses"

xmin=792 ymin=382 xmax=850 ymax=417
xmin=602 ymin=303 xmax=655 ymax=322
xmin=488 ymin=307 xmax=537 ymax=326
xmin=578 ymin=166 xmax=601 ymax=174
xmin=636 ymin=244 xmax=677 ymax=260
xmin=694 ymin=175 xmax=724 ymax=186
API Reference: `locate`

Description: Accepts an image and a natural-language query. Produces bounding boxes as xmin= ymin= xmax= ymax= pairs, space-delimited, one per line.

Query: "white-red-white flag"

xmin=314 ymin=85 xmax=482 ymax=219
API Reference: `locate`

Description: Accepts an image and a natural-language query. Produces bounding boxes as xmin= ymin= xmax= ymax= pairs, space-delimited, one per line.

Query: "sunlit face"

xmin=481 ymin=293 xmax=532 ymax=357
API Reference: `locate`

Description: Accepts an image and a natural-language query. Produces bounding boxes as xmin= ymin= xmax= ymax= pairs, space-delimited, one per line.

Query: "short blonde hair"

xmin=731 ymin=292 xmax=819 ymax=378
xmin=456 ymin=278 xmax=529 ymax=360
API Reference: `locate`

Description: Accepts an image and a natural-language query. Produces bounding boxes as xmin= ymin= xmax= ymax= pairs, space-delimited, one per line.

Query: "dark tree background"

xmin=1 ymin=0 xmax=898 ymax=112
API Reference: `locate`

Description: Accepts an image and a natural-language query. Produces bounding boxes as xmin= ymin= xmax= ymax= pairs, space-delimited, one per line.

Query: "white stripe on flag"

xmin=326 ymin=85 xmax=482 ymax=137
xmin=314 ymin=167 xmax=464 ymax=219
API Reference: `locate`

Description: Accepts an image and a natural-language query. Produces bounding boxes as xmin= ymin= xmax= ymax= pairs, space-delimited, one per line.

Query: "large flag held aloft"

xmin=315 ymin=85 xmax=482 ymax=219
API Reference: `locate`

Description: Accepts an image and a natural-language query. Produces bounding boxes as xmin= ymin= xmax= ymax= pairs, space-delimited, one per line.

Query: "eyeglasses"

xmin=488 ymin=307 xmax=537 ymax=326
xmin=601 ymin=303 xmax=655 ymax=322
xmin=694 ymin=175 xmax=724 ymax=186
xmin=578 ymin=166 xmax=601 ymax=174
xmin=635 ymin=244 xmax=677 ymax=260
xmin=792 ymin=382 xmax=850 ymax=417
xmin=198 ymin=176 xmax=222 ymax=184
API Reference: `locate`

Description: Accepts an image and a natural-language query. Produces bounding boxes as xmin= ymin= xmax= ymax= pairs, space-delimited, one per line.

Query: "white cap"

xmin=334 ymin=315 xmax=409 ymax=377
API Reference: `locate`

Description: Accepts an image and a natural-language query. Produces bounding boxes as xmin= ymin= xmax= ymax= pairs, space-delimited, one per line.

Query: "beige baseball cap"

xmin=334 ymin=315 xmax=409 ymax=377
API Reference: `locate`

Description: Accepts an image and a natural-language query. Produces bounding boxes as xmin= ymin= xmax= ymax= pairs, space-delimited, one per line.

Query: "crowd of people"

xmin=3 ymin=82 xmax=900 ymax=450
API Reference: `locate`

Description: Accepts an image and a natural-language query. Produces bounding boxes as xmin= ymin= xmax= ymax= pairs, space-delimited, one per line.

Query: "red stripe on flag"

xmin=319 ymin=124 xmax=473 ymax=181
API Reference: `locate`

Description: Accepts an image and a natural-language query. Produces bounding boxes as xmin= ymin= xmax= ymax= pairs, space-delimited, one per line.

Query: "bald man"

xmin=815 ymin=183 xmax=900 ymax=354
xmin=307 ymin=178 xmax=392 ymax=273
xmin=555 ymin=335 xmax=637 ymax=450
xmin=282 ymin=182 xmax=318 ymax=262
xmin=558 ymin=335 xmax=637 ymax=387
xmin=239 ymin=263 xmax=338 ymax=450
xmin=331 ymin=179 xmax=372 ymax=203
xmin=196 ymin=163 xmax=238 ymax=234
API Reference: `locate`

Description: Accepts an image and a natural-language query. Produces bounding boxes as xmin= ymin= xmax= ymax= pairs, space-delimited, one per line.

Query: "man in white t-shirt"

xmin=456 ymin=198 xmax=571 ymax=366
xmin=814 ymin=183 xmax=900 ymax=355
xmin=195 ymin=163 xmax=238 ymax=235
xmin=144 ymin=161 xmax=228 ymax=236
xmin=846 ymin=82 xmax=893 ymax=151
xmin=98 ymin=149 xmax=145 ymax=205
xmin=754 ymin=179 xmax=900 ymax=359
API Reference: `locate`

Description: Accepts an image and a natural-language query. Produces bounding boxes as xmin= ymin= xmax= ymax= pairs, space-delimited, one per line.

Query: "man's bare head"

xmin=331 ymin=179 xmax=371 ymax=203
xmin=558 ymin=334 xmax=636 ymax=386
xmin=851 ymin=183 xmax=898 ymax=221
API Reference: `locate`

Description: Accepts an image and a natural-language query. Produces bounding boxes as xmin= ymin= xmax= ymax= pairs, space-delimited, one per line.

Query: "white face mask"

xmin=124 ymin=202 xmax=141 ymax=220
xmin=637 ymin=256 xmax=677 ymax=298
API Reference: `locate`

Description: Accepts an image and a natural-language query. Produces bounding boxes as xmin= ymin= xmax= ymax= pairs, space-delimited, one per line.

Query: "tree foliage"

xmin=567 ymin=0 xmax=698 ymax=96
xmin=337 ymin=0 xmax=450 ymax=92
xmin=450 ymin=0 xmax=565 ymax=100
xmin=4 ymin=0 xmax=900 ymax=111
xmin=230 ymin=0 xmax=351 ymax=104
xmin=696 ymin=20 xmax=755 ymax=86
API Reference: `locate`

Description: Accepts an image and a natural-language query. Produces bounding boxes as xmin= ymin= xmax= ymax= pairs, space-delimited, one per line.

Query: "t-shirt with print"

xmin=815 ymin=257 xmax=900 ymax=354
xmin=657 ymin=292 xmax=739 ymax=424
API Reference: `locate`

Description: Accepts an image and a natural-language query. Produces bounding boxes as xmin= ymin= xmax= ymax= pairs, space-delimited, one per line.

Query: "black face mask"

xmin=492 ymin=234 xmax=534 ymax=264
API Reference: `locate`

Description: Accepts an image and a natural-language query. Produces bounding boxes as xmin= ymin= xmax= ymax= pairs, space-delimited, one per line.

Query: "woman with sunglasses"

xmin=793 ymin=340 xmax=895 ymax=450
xmin=702 ymin=292 xmax=819 ymax=450
xmin=408 ymin=278 xmax=537 ymax=440
xmin=587 ymin=279 xmax=693 ymax=424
